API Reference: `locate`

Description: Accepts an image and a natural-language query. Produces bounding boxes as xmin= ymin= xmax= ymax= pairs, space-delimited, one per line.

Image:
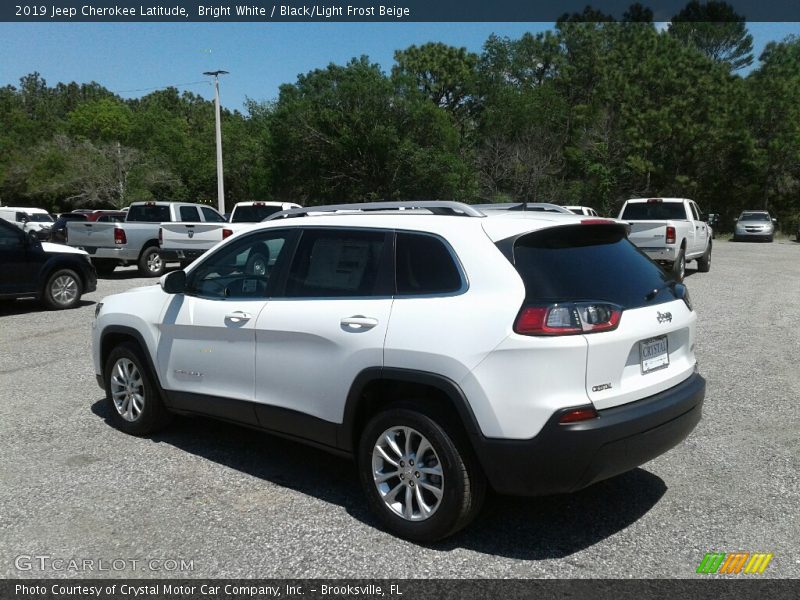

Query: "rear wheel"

xmin=672 ymin=248 xmax=686 ymax=282
xmin=104 ymin=342 xmax=172 ymax=435
xmin=42 ymin=269 xmax=82 ymax=310
xmin=138 ymin=246 xmax=165 ymax=277
xmin=358 ymin=407 xmax=486 ymax=542
xmin=696 ymin=243 xmax=711 ymax=273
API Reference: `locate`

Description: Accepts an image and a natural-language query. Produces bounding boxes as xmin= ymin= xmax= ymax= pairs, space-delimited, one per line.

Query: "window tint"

xmin=179 ymin=206 xmax=200 ymax=222
xmin=201 ymin=207 xmax=226 ymax=222
xmin=188 ymin=230 xmax=294 ymax=299
xmin=621 ymin=202 xmax=687 ymax=220
xmin=509 ymin=224 xmax=677 ymax=309
xmin=286 ymin=229 xmax=387 ymax=297
xmin=230 ymin=205 xmax=283 ymax=223
xmin=126 ymin=205 xmax=171 ymax=222
xmin=396 ymin=232 xmax=462 ymax=295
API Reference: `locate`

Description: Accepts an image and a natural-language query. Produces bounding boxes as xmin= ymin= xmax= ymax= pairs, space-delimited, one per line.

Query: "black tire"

xmin=245 ymin=244 xmax=269 ymax=276
xmin=138 ymin=246 xmax=165 ymax=277
xmin=103 ymin=342 xmax=172 ymax=436
xmin=358 ymin=407 xmax=486 ymax=542
xmin=93 ymin=259 xmax=117 ymax=276
xmin=672 ymin=248 xmax=686 ymax=282
xmin=42 ymin=268 xmax=82 ymax=310
xmin=696 ymin=243 xmax=711 ymax=273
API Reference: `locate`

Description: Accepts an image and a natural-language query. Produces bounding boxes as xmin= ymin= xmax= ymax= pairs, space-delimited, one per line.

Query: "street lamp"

xmin=204 ymin=70 xmax=229 ymax=214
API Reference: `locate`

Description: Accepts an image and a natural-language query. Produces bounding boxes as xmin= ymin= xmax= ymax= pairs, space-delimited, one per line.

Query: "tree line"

xmin=0 ymin=1 xmax=798 ymax=231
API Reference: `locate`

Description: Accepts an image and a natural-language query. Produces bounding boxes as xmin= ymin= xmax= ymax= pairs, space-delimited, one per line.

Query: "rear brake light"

xmin=647 ymin=198 xmax=663 ymax=203
xmin=581 ymin=218 xmax=612 ymax=225
xmin=665 ymin=226 xmax=676 ymax=244
xmin=158 ymin=227 xmax=162 ymax=246
xmin=222 ymin=228 xmax=233 ymax=239
xmin=514 ymin=303 xmax=622 ymax=336
xmin=114 ymin=228 xmax=127 ymax=245
xmin=559 ymin=406 xmax=599 ymax=424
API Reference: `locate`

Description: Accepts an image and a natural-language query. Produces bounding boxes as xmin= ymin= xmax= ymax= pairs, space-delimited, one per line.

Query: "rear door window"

xmin=621 ymin=202 xmax=687 ymax=220
xmin=179 ymin=206 xmax=200 ymax=222
xmin=508 ymin=224 xmax=677 ymax=309
xmin=395 ymin=232 xmax=463 ymax=295
xmin=284 ymin=228 xmax=390 ymax=297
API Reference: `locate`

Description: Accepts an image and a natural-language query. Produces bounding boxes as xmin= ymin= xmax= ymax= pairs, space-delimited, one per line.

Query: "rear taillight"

xmin=222 ymin=228 xmax=233 ymax=239
xmin=514 ymin=302 xmax=622 ymax=336
xmin=559 ymin=406 xmax=599 ymax=424
xmin=580 ymin=218 xmax=612 ymax=225
xmin=665 ymin=226 xmax=676 ymax=244
xmin=114 ymin=228 xmax=127 ymax=245
xmin=158 ymin=227 xmax=162 ymax=246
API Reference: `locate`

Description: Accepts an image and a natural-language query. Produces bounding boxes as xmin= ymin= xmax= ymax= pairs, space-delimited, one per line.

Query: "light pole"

xmin=204 ymin=70 xmax=229 ymax=214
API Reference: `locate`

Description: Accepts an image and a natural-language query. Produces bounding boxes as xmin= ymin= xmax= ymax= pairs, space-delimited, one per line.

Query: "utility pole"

xmin=204 ymin=70 xmax=229 ymax=214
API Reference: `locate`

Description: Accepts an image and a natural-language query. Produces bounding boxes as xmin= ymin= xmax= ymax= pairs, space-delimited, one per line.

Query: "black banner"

xmin=3 ymin=580 xmax=800 ymax=600
xmin=2 ymin=1 xmax=800 ymax=23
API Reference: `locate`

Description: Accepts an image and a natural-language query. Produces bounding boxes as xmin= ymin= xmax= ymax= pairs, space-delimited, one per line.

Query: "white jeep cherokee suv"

xmin=92 ymin=201 xmax=704 ymax=541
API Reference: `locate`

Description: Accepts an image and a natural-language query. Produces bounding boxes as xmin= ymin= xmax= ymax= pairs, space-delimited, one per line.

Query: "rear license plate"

xmin=640 ymin=335 xmax=669 ymax=374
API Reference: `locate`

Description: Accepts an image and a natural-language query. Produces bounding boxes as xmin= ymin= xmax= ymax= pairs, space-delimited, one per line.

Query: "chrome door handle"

xmin=341 ymin=316 xmax=378 ymax=330
xmin=225 ymin=311 xmax=252 ymax=322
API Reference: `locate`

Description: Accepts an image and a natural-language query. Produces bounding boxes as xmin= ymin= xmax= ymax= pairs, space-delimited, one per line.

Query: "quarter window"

xmin=395 ymin=232 xmax=462 ymax=295
xmin=285 ymin=229 xmax=388 ymax=297
xmin=201 ymin=207 xmax=226 ymax=222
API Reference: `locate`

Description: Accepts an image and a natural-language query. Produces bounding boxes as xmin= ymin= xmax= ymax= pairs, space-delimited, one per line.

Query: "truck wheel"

xmin=696 ymin=244 xmax=711 ymax=273
xmin=93 ymin=259 xmax=117 ymax=276
xmin=672 ymin=248 xmax=686 ymax=282
xmin=358 ymin=407 xmax=486 ymax=542
xmin=104 ymin=342 xmax=172 ymax=436
xmin=42 ymin=269 xmax=82 ymax=310
xmin=138 ymin=246 xmax=165 ymax=277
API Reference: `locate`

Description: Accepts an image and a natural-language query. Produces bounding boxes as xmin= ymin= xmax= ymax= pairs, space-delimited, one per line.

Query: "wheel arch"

xmin=100 ymin=325 xmax=165 ymax=394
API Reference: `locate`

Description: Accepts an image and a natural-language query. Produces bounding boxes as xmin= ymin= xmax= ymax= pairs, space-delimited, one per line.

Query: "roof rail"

xmin=264 ymin=200 xmax=485 ymax=221
xmin=472 ymin=202 xmax=573 ymax=214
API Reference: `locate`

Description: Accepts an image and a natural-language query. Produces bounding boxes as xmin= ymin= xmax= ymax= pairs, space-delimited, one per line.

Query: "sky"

xmin=0 ymin=21 xmax=797 ymax=112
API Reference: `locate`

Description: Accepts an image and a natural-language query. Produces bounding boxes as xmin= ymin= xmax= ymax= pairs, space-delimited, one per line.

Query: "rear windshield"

xmin=126 ymin=205 xmax=171 ymax=222
xmin=739 ymin=213 xmax=770 ymax=222
xmin=231 ymin=205 xmax=284 ymax=223
xmin=621 ymin=202 xmax=687 ymax=220
xmin=509 ymin=225 xmax=677 ymax=309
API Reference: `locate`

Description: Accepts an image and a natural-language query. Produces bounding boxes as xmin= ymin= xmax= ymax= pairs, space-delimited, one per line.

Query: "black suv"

xmin=0 ymin=218 xmax=97 ymax=309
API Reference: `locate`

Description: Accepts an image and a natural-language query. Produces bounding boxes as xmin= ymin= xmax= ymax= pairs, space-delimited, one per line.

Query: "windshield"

xmin=126 ymin=204 xmax=171 ymax=222
xmin=739 ymin=213 xmax=771 ymax=222
xmin=509 ymin=224 xmax=677 ymax=308
xmin=18 ymin=212 xmax=53 ymax=223
xmin=621 ymin=202 xmax=687 ymax=220
xmin=231 ymin=205 xmax=284 ymax=223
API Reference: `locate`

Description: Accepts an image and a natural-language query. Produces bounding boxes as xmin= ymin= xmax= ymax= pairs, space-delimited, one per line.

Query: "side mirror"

xmin=772 ymin=218 xmax=777 ymax=224
xmin=160 ymin=270 xmax=186 ymax=294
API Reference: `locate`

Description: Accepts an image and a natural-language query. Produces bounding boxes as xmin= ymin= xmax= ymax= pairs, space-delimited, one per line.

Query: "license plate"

xmin=640 ymin=335 xmax=669 ymax=374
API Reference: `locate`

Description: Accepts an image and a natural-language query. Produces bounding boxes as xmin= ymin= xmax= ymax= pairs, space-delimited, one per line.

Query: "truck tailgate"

xmin=626 ymin=220 xmax=668 ymax=247
xmin=66 ymin=221 xmax=118 ymax=251
xmin=160 ymin=223 xmax=226 ymax=252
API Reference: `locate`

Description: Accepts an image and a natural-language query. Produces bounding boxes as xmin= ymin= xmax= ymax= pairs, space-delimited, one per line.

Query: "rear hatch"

xmin=160 ymin=223 xmax=226 ymax=251
xmin=509 ymin=223 xmax=697 ymax=410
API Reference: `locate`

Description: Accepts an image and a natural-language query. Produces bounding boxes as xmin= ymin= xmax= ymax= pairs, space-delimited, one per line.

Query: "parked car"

xmin=473 ymin=202 xmax=573 ymax=214
xmin=733 ymin=211 xmax=776 ymax=242
xmin=0 ymin=207 xmax=54 ymax=241
xmin=563 ymin=205 xmax=600 ymax=216
xmin=50 ymin=212 xmax=88 ymax=244
xmin=93 ymin=200 xmax=704 ymax=542
xmin=86 ymin=210 xmax=127 ymax=223
xmin=0 ymin=217 xmax=96 ymax=309
xmin=66 ymin=201 xmax=226 ymax=277
xmin=706 ymin=213 xmax=720 ymax=239
xmin=618 ymin=198 xmax=712 ymax=281
xmin=229 ymin=201 xmax=302 ymax=223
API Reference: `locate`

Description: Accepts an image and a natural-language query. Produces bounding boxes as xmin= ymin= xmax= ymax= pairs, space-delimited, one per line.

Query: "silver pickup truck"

xmin=66 ymin=201 xmax=226 ymax=277
xmin=618 ymin=197 xmax=712 ymax=281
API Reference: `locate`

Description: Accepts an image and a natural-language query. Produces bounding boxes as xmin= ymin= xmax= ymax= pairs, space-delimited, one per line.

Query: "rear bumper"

xmin=474 ymin=372 xmax=705 ymax=496
xmin=638 ymin=246 xmax=678 ymax=262
xmin=76 ymin=246 xmax=139 ymax=261
xmin=159 ymin=248 xmax=206 ymax=262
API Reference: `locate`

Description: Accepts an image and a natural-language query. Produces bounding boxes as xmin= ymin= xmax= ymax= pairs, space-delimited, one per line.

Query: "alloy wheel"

xmin=110 ymin=358 xmax=145 ymax=422
xmin=50 ymin=275 xmax=78 ymax=306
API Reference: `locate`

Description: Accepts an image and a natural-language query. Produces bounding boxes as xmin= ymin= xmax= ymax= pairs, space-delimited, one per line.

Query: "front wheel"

xmin=43 ymin=268 xmax=82 ymax=310
xmin=358 ymin=408 xmax=486 ymax=542
xmin=672 ymin=248 xmax=686 ymax=282
xmin=138 ymin=246 xmax=165 ymax=277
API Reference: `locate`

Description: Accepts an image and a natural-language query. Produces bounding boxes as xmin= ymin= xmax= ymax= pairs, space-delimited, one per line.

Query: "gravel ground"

xmin=1 ymin=239 xmax=798 ymax=579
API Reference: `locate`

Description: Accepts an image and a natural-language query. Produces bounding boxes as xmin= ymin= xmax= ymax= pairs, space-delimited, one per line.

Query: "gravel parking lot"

xmin=1 ymin=239 xmax=798 ymax=579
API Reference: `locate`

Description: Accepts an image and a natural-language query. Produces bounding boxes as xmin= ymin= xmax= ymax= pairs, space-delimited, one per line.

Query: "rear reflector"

xmin=559 ymin=406 xmax=599 ymax=424
xmin=222 ymin=228 xmax=233 ymax=239
xmin=665 ymin=226 xmax=676 ymax=244
xmin=515 ymin=302 xmax=622 ymax=336
xmin=114 ymin=228 xmax=127 ymax=245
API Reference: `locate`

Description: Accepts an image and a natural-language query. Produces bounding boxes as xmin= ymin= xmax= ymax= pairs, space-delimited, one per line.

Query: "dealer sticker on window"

xmin=640 ymin=335 xmax=669 ymax=374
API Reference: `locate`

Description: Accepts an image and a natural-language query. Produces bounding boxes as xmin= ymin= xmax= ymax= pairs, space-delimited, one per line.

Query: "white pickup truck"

xmin=66 ymin=201 xmax=226 ymax=277
xmin=159 ymin=201 xmax=300 ymax=266
xmin=618 ymin=197 xmax=712 ymax=281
